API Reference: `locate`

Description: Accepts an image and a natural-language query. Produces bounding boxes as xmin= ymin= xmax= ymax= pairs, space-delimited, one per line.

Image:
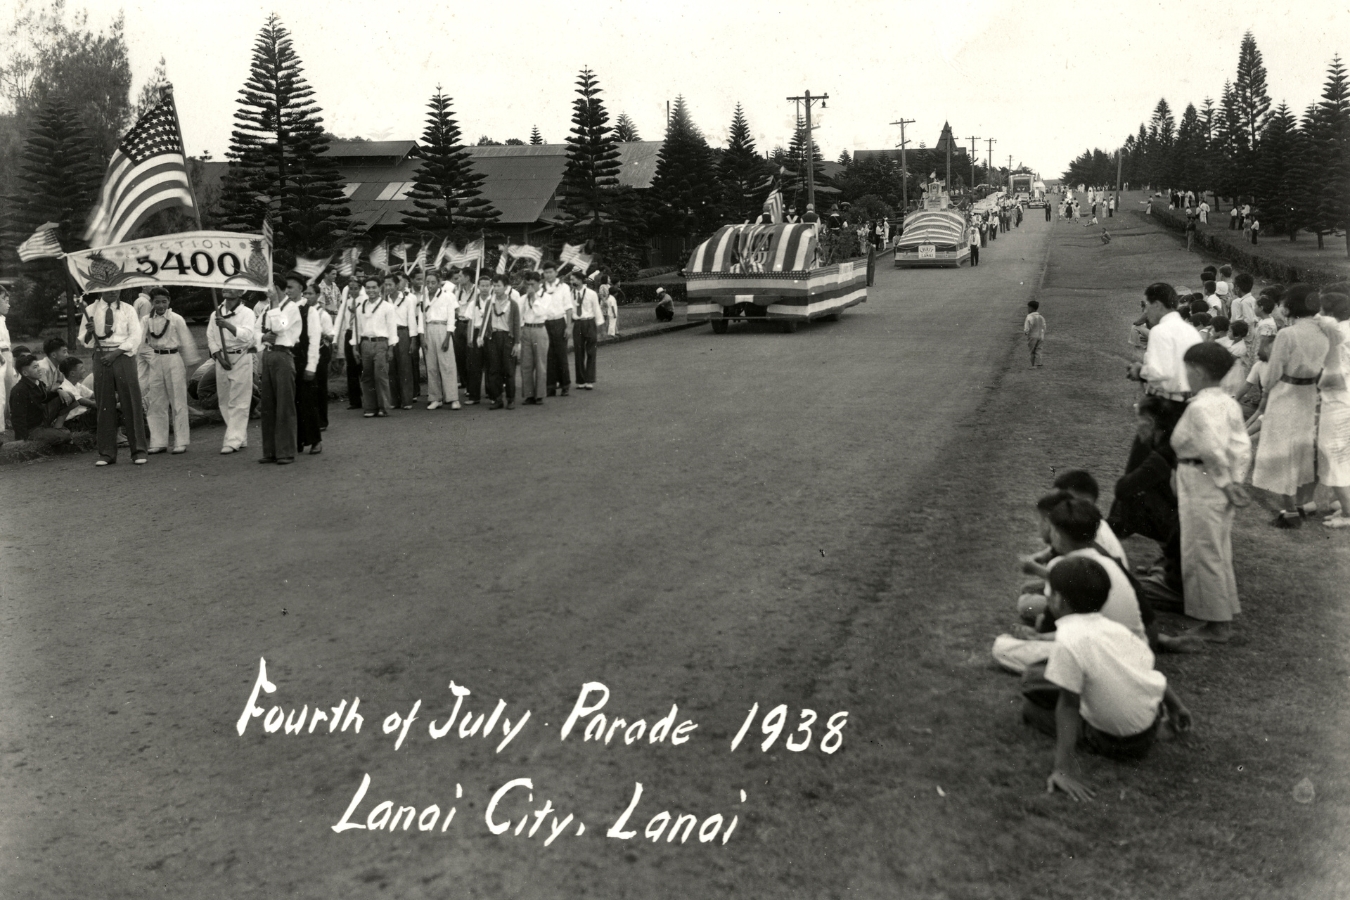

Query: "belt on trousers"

xmin=1145 ymin=386 xmax=1191 ymax=402
xmin=223 ymin=347 xmax=248 ymax=355
xmin=524 ymin=323 xmax=547 ymax=329
xmin=154 ymin=348 xmax=178 ymax=354
xmin=1280 ymin=374 xmax=1319 ymax=386
xmin=360 ymin=336 xmax=388 ymax=342
xmin=1178 ymin=458 xmax=1205 ymax=466
xmin=426 ymin=320 xmax=448 ymax=325
xmin=266 ymin=345 xmax=293 ymax=352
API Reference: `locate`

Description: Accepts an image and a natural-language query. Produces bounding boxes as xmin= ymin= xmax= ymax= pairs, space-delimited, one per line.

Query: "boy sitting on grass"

xmin=1015 ymin=469 xmax=1126 ymax=605
xmin=1022 ymin=556 xmax=1193 ymax=801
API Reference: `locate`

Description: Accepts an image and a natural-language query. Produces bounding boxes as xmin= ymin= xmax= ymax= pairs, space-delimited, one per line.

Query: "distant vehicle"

xmin=894 ymin=192 xmax=971 ymax=269
xmin=1009 ymin=173 xmax=1035 ymax=207
xmin=1029 ymin=180 xmax=1048 ymax=208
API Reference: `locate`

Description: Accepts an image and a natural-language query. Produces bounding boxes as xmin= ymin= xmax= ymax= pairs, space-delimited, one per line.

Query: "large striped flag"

xmin=507 ymin=244 xmax=542 ymax=269
xmin=337 ymin=246 xmax=360 ymax=277
xmin=17 ymin=222 xmax=63 ymax=262
xmin=446 ymin=238 xmax=484 ymax=268
xmin=84 ymin=92 xmax=194 ymax=248
xmin=368 ymin=240 xmax=390 ymax=273
xmin=763 ymin=188 xmax=784 ymax=225
xmin=559 ymin=242 xmax=586 ymax=268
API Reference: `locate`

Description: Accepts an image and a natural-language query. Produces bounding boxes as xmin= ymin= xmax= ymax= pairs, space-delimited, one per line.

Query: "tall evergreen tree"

xmin=650 ymin=96 xmax=721 ymax=236
xmin=1147 ymin=99 xmax=1175 ymax=187
xmin=1215 ymin=82 xmax=1246 ymax=202
xmin=784 ymin=115 xmax=825 ymax=209
xmin=718 ymin=103 xmax=769 ymax=223
xmin=1234 ymin=32 xmax=1272 ymax=198
xmin=1290 ymin=103 xmax=1325 ymax=245
xmin=837 ymin=149 xmax=852 ymax=166
xmin=559 ymin=67 xmax=622 ymax=236
xmin=1253 ymin=103 xmax=1301 ymax=238
xmin=402 ymin=87 xmax=498 ymax=238
xmin=613 ymin=113 xmax=640 ymax=142
xmin=1174 ymin=103 xmax=1205 ymax=192
xmin=5 ymin=95 xmax=100 ymax=332
xmin=1311 ymin=55 xmax=1350 ymax=256
xmin=529 ymin=125 xmax=543 ymax=145
xmin=216 ymin=14 xmax=348 ymax=269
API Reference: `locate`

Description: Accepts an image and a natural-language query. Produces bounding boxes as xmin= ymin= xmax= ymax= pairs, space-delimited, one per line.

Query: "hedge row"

xmin=1144 ymin=201 xmax=1345 ymax=286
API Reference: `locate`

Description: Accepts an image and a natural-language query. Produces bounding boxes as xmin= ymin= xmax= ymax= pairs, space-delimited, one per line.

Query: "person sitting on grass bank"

xmin=55 ymin=356 xmax=95 ymax=430
xmin=1022 ymin=556 xmax=1193 ymax=802
xmin=1172 ymin=342 xmax=1252 ymax=642
xmin=7 ymin=354 xmax=72 ymax=447
xmin=654 ymin=287 xmax=675 ymax=323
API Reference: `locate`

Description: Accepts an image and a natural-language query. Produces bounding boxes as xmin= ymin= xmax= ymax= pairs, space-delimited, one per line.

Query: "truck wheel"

xmin=711 ymin=320 xmax=728 ymax=334
xmin=823 ymin=312 xmax=841 ymax=322
xmin=781 ymin=320 xmax=798 ymax=334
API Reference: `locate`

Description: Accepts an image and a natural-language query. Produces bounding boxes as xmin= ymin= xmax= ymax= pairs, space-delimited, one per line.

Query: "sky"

xmin=58 ymin=0 xmax=1350 ymax=177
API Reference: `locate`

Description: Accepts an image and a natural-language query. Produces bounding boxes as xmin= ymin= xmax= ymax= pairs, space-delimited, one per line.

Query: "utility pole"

xmin=985 ymin=138 xmax=997 ymax=188
xmin=966 ymin=135 xmax=979 ymax=194
xmin=787 ymin=89 xmax=828 ymax=210
xmin=1116 ymin=149 xmax=1123 ymax=195
xmin=891 ymin=117 xmax=914 ymax=213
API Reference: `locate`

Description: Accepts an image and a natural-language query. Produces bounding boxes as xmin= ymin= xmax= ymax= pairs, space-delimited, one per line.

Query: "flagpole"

xmin=161 ymin=81 xmax=227 ymax=325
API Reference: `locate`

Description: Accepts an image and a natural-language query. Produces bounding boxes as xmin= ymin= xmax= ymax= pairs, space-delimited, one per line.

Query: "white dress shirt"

xmin=1140 ymin=310 xmax=1202 ymax=399
xmin=573 ymin=285 xmax=604 ymax=322
xmin=425 ymin=285 xmax=458 ymax=323
xmin=351 ymin=296 xmax=401 ymax=345
xmin=140 ymin=310 xmax=202 ymax=368
xmin=59 ymin=377 xmax=93 ymax=420
xmin=519 ymin=288 xmax=549 ymax=325
xmin=80 ymin=297 xmax=143 ymax=354
xmin=207 ymin=304 xmax=257 ymax=355
xmin=1171 ymin=387 xmax=1252 ymax=489
xmin=455 ymin=285 xmax=480 ymax=322
xmin=255 ymin=299 xmax=301 ymax=350
xmin=390 ymin=290 xmax=419 ymax=336
xmin=1230 ymin=293 xmax=1257 ymax=327
xmin=295 ymin=301 xmax=323 ymax=374
xmin=537 ymin=280 xmax=573 ymax=321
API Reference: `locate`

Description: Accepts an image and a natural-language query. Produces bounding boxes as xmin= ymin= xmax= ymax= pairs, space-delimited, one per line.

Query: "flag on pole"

xmin=338 ymin=246 xmax=359 ymax=276
xmin=411 ymin=240 xmax=429 ymax=274
xmin=446 ymin=238 xmax=484 ymax=268
xmin=293 ymin=254 xmax=331 ymax=282
xmin=368 ymin=240 xmax=390 ymax=273
xmin=763 ymin=188 xmax=784 ymax=224
xmin=84 ymin=92 xmax=195 ymax=247
xmin=495 ymin=246 xmax=508 ymax=275
xmin=507 ymin=244 xmax=542 ymax=268
xmin=16 ymin=222 xmax=63 ymax=262
xmin=559 ymin=242 xmax=586 ymax=268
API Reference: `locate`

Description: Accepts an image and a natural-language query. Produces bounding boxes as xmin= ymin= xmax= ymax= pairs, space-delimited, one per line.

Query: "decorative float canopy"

xmin=686 ymin=223 xmax=819 ymax=274
xmin=895 ymin=210 xmax=967 ymax=251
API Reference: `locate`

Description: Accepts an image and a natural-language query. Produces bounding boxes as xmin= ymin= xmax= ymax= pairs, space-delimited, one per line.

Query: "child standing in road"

xmin=1024 ymin=301 xmax=1046 ymax=367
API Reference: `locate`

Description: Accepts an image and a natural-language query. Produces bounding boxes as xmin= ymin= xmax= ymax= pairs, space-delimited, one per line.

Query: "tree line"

xmin=1063 ymin=32 xmax=1349 ymax=256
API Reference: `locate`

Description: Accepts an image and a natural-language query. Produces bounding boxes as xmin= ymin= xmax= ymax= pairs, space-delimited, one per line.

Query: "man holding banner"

xmin=77 ymin=291 xmax=148 ymax=466
xmin=205 ymin=289 xmax=257 ymax=454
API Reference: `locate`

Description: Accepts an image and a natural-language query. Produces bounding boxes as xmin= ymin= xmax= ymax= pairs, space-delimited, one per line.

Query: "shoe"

xmin=1323 ymin=514 xmax=1350 ymax=529
xmin=171 ymin=448 xmax=187 ymax=454
xmin=506 ymin=400 xmax=515 ymax=410
xmin=363 ymin=412 xmax=376 ymax=418
xmin=258 ymin=457 xmax=277 ymax=464
xmin=276 ymin=457 xmax=295 ymax=465
xmin=1272 ymin=511 xmax=1302 ymax=529
xmin=490 ymin=400 xmax=504 ymax=410
xmin=402 ymin=405 xmax=413 ymax=410
xmin=133 ymin=457 xmax=148 ymax=465
xmin=547 ymin=390 xmax=556 ymax=397
xmin=221 ymin=446 xmax=236 ymax=455
xmin=450 ymin=401 xmax=462 ymax=410
xmin=348 ymin=404 xmax=362 ymax=410
xmin=146 ymin=447 xmax=167 ymax=455
xmin=427 ymin=401 xmax=442 ymax=410
xmin=561 ymin=388 xmax=570 ymax=396
xmin=309 ymin=443 xmax=322 ymax=455
xmin=95 ymin=458 xmax=112 ymax=467
xmin=375 ymin=411 xmax=389 ymax=418
xmin=464 ymin=399 xmax=477 ymax=406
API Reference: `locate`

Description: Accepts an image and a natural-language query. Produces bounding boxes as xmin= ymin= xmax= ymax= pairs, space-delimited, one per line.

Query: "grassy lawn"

xmin=822 ymin=209 xmax=1350 ymax=898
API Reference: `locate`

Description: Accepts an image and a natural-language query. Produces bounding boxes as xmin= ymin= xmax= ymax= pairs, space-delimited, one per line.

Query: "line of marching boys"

xmin=15 ymin=259 xmax=614 ymax=465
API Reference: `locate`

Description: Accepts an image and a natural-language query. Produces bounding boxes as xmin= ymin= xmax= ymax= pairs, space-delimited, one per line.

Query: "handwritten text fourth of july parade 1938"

xmin=236 ymin=658 xmax=849 ymax=847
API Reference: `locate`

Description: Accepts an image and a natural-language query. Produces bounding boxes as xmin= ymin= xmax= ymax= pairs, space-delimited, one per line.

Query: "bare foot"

xmin=1156 ymin=633 xmax=1207 ymax=653
xmin=1183 ymin=622 xmax=1232 ymax=643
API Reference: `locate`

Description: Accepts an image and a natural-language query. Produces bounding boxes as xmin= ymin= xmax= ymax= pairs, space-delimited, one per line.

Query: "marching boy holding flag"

xmin=206 ymin=289 xmax=257 ymax=454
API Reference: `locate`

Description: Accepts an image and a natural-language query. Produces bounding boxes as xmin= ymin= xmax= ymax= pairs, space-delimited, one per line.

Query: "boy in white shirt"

xmin=1022 ymin=557 xmax=1193 ymax=801
xmin=1172 ymin=342 xmax=1251 ymax=643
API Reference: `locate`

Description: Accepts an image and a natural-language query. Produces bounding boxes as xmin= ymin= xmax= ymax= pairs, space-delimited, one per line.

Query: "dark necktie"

xmin=104 ymin=303 xmax=114 ymax=338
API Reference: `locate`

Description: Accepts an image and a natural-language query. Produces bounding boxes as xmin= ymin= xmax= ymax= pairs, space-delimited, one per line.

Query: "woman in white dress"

xmin=600 ymin=275 xmax=618 ymax=338
xmin=1317 ymin=290 xmax=1350 ymax=527
xmin=1249 ymin=284 xmax=1330 ymax=527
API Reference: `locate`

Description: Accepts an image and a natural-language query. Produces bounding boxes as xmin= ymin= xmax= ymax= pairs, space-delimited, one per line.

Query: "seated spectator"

xmin=654 ymin=287 xmax=675 ymax=322
xmin=1021 ymin=556 xmax=1193 ymax=801
xmin=1216 ymin=265 xmax=1234 ymax=307
xmin=189 ymin=359 xmax=262 ymax=417
xmin=1191 ymin=312 xmax=1213 ymax=339
xmin=37 ymin=337 xmax=68 ymax=389
xmin=55 ymin=356 xmax=95 ymax=430
xmin=7 ymin=354 xmax=71 ymax=446
xmin=1053 ymin=469 xmax=1127 ymax=564
xmin=1211 ymin=316 xmax=1232 ymax=345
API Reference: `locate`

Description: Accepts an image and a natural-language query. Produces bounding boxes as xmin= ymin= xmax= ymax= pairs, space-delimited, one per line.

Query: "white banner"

xmin=64 ymin=231 xmax=272 ymax=294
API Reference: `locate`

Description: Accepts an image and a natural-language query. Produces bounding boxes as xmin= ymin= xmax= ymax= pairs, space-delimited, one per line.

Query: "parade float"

xmin=893 ymin=188 xmax=971 ymax=269
xmin=683 ymin=222 xmax=868 ymax=334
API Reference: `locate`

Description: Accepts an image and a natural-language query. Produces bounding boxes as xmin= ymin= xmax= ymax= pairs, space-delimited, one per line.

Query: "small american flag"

xmin=84 ymin=92 xmax=195 ymax=247
xmin=368 ymin=240 xmax=390 ymax=273
xmin=338 ymin=246 xmax=359 ymax=276
xmin=293 ymin=254 xmax=331 ymax=281
xmin=763 ymin=189 xmax=784 ymax=224
xmin=17 ymin=222 xmax=63 ymax=262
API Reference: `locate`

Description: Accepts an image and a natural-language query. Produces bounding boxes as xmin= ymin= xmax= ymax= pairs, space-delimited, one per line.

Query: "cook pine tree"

xmin=559 ymin=67 xmax=622 ymax=237
xmin=718 ymin=103 xmax=770 ymax=223
xmin=216 ymin=13 xmax=348 ymax=270
xmin=613 ymin=113 xmax=640 ymax=142
xmin=402 ymin=87 xmax=498 ymax=240
xmin=651 ymin=95 xmax=721 ymax=237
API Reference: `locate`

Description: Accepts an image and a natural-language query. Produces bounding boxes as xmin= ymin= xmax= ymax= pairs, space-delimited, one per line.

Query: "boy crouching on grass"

xmin=1022 ymin=557 xmax=1193 ymax=801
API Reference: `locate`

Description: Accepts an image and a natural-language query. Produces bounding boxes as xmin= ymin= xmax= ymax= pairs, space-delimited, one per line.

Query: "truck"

xmin=893 ymin=191 xmax=971 ymax=268
xmin=684 ymin=223 xmax=867 ymax=333
xmin=1009 ymin=172 xmax=1035 ymax=207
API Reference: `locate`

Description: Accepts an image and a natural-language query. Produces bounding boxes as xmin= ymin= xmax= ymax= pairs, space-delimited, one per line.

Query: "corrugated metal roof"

xmin=199 ymin=141 xmax=663 ymax=231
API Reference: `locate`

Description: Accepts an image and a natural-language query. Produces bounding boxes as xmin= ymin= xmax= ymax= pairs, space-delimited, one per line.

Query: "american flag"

xmin=368 ymin=240 xmax=390 ymax=272
xmin=763 ymin=188 xmax=784 ymax=224
xmin=17 ymin=222 xmax=63 ymax=262
xmin=84 ymin=93 xmax=194 ymax=247
xmin=338 ymin=246 xmax=360 ymax=276
xmin=507 ymin=244 xmax=543 ymax=268
xmin=446 ymin=238 xmax=484 ymax=268
xmin=293 ymin=254 xmax=331 ymax=281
